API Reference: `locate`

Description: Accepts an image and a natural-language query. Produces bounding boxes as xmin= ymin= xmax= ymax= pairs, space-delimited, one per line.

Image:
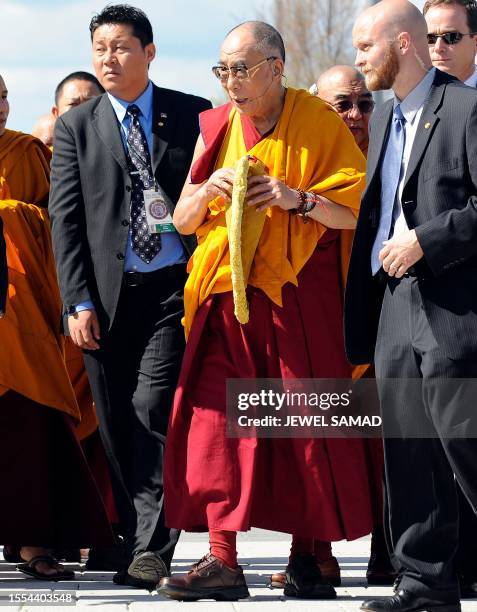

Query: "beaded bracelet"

xmin=291 ymin=189 xmax=320 ymax=223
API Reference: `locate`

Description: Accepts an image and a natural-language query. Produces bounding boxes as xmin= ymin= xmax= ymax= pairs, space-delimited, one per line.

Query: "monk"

xmin=158 ymin=22 xmax=375 ymax=602
xmin=0 ymin=73 xmax=112 ymax=579
xmin=312 ymin=65 xmax=395 ymax=586
xmin=31 ymin=114 xmax=55 ymax=147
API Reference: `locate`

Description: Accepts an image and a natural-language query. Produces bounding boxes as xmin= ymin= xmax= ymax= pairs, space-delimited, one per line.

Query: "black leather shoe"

xmin=113 ymin=552 xmax=169 ymax=589
xmin=284 ymin=552 xmax=336 ymax=599
xmin=360 ymin=588 xmax=461 ymax=612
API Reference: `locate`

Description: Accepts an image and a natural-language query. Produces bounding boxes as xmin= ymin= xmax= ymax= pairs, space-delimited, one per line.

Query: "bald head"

xmin=32 ymin=114 xmax=55 ymax=147
xmin=0 ymin=74 xmax=9 ymax=137
xmin=315 ymin=65 xmax=373 ymax=151
xmin=358 ymin=0 xmax=428 ymax=41
xmin=225 ymin=21 xmax=285 ymax=62
xmin=354 ymin=0 xmax=432 ymax=97
xmin=317 ymin=65 xmax=366 ymax=94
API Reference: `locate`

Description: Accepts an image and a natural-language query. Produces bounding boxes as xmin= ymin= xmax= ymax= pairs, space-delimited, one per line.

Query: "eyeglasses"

xmin=426 ymin=31 xmax=477 ymax=45
xmin=332 ymin=99 xmax=375 ymax=114
xmin=212 ymin=57 xmax=278 ymax=81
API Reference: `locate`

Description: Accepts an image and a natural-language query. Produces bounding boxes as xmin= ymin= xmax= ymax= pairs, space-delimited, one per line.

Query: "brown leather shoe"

xmin=270 ymin=555 xmax=341 ymax=588
xmin=157 ymin=553 xmax=250 ymax=601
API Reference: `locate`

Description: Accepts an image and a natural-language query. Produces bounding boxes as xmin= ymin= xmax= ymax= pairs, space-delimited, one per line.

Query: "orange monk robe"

xmin=0 ymin=130 xmax=50 ymax=205
xmin=184 ymin=88 xmax=366 ymax=338
xmin=0 ymin=185 xmax=79 ymax=419
xmin=0 ymin=130 xmax=97 ymax=431
xmin=0 ymin=131 xmax=77 ymax=418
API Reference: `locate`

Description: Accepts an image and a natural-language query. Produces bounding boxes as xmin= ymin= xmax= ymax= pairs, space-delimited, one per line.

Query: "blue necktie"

xmin=371 ymin=104 xmax=406 ymax=275
xmin=126 ymin=104 xmax=161 ymax=263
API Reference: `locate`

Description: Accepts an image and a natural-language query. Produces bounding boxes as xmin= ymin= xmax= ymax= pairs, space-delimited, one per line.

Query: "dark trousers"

xmin=83 ymin=265 xmax=186 ymax=567
xmin=374 ymin=276 xmax=477 ymax=596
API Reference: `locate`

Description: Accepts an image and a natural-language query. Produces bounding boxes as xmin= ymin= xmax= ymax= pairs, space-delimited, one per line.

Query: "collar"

xmin=464 ymin=65 xmax=477 ymax=87
xmin=107 ymin=80 xmax=153 ymax=123
xmin=394 ymin=68 xmax=435 ymax=125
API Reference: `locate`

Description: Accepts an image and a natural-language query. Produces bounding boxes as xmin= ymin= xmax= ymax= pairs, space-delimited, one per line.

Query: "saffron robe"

xmin=0 ymin=133 xmax=79 ymax=418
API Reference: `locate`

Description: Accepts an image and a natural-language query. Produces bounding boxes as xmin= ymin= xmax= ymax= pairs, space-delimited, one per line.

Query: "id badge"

xmin=143 ymin=190 xmax=176 ymax=233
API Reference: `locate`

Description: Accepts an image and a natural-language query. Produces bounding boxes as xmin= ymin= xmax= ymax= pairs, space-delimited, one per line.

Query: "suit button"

xmin=122 ymin=219 xmax=129 ymax=226
xmin=117 ymin=253 xmax=125 ymax=260
xmin=126 ymin=185 xmax=131 ymax=192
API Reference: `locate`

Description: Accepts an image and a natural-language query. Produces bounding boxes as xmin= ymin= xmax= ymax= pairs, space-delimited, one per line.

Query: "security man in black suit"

xmin=346 ymin=0 xmax=477 ymax=610
xmin=424 ymin=0 xmax=477 ymax=596
xmin=49 ymin=4 xmax=211 ymax=588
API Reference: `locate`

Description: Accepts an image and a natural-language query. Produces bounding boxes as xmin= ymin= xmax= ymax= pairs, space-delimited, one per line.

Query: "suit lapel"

xmin=92 ymin=95 xmax=128 ymax=171
xmin=367 ymin=101 xmax=393 ymax=182
xmin=403 ymin=73 xmax=447 ymax=187
xmin=151 ymin=85 xmax=176 ymax=175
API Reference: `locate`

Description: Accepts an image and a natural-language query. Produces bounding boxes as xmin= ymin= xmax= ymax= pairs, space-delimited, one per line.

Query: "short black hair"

xmin=423 ymin=0 xmax=477 ymax=33
xmin=227 ymin=21 xmax=286 ymax=63
xmin=89 ymin=4 xmax=153 ymax=48
xmin=55 ymin=71 xmax=104 ymax=105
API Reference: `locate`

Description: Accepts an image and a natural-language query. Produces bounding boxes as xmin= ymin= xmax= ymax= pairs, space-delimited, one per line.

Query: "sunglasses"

xmin=427 ymin=31 xmax=477 ymax=45
xmin=332 ymin=99 xmax=375 ymax=114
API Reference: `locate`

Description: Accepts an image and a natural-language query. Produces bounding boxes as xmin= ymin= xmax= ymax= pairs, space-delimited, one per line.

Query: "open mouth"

xmin=232 ymin=98 xmax=248 ymax=106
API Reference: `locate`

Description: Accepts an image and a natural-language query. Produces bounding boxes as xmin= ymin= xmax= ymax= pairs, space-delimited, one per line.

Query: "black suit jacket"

xmin=345 ymin=70 xmax=477 ymax=364
xmin=49 ymin=84 xmax=211 ymax=331
xmin=0 ymin=217 xmax=7 ymax=314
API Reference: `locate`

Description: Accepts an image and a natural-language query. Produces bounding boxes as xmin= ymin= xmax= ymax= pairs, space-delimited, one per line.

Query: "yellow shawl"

xmin=184 ymin=88 xmax=366 ymax=338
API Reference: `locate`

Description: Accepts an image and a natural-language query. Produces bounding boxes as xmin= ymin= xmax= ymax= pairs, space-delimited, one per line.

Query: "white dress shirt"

xmin=464 ymin=65 xmax=477 ymax=88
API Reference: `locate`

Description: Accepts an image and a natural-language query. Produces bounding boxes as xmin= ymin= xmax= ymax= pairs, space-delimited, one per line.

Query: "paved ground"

xmin=1 ymin=531 xmax=477 ymax=610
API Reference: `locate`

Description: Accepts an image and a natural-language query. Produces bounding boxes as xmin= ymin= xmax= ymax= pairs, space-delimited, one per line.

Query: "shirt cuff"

xmin=74 ymin=301 xmax=95 ymax=313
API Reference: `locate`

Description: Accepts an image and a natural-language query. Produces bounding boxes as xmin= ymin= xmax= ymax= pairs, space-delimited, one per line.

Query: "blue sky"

xmin=3 ymin=0 xmax=423 ymax=133
xmin=2 ymin=0 xmax=266 ymax=131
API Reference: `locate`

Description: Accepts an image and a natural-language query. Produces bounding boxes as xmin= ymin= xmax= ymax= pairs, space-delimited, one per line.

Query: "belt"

xmin=123 ymin=264 xmax=187 ymax=288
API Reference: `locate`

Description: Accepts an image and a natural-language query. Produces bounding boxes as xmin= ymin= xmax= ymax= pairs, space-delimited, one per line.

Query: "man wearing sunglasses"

xmin=424 ymin=0 xmax=477 ymax=599
xmin=424 ymin=0 xmax=477 ymax=84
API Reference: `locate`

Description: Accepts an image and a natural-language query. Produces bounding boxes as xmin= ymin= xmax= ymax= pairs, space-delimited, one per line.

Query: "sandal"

xmin=17 ymin=555 xmax=75 ymax=581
